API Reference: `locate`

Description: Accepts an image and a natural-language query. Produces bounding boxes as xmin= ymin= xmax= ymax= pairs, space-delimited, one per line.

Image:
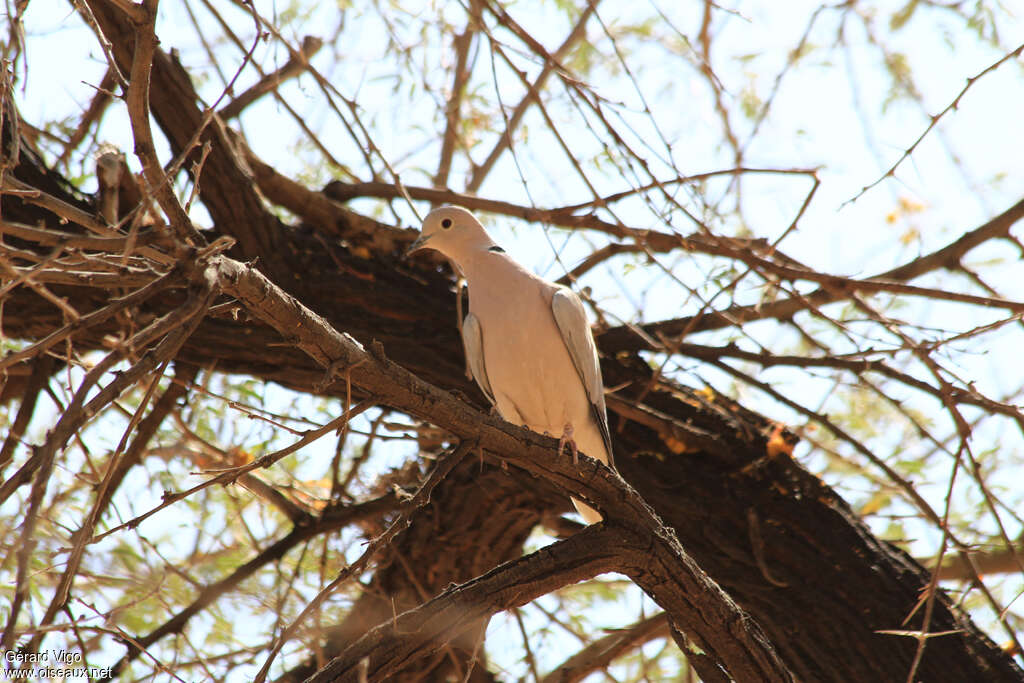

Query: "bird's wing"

xmin=461 ymin=312 xmax=496 ymax=406
xmin=551 ymin=288 xmax=614 ymax=467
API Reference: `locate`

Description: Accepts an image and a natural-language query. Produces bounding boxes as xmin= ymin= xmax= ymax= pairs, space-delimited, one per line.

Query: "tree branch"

xmin=937 ymin=542 xmax=1024 ymax=581
xmin=540 ymin=612 xmax=669 ymax=683
xmin=219 ymin=35 xmax=323 ymax=121
xmin=433 ymin=10 xmax=476 ymax=189
xmin=85 ymin=0 xmax=284 ymax=261
xmin=306 ymin=525 xmax=624 ymax=683
xmin=212 ymin=253 xmax=793 ymax=682
xmin=847 ymin=42 xmax=1024 ymax=204
xmin=598 ymin=195 xmax=1024 ymax=351
xmin=0 ymin=355 xmax=54 ymax=473
xmin=120 ymin=0 xmax=204 ymax=245
xmin=105 ymin=493 xmax=400 ymax=679
xmin=253 ymin=442 xmax=476 ymax=682
xmin=465 ymin=0 xmax=599 ymax=193
xmin=0 ymin=269 xmax=215 ymax=650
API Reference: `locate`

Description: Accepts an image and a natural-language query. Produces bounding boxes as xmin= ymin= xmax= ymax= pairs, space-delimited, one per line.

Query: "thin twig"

xmin=846 ymin=42 xmax=1024 ymax=204
xmin=252 ymin=440 xmax=474 ymax=683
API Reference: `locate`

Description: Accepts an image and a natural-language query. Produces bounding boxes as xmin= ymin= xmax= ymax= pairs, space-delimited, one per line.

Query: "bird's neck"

xmin=459 ymin=247 xmax=536 ymax=299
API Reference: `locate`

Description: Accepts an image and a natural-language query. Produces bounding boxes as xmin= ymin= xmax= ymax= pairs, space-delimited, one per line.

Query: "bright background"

xmin=3 ymin=1 xmax=1023 ymax=679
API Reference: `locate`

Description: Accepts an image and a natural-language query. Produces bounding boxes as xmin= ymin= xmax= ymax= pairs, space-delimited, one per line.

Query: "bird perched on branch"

xmin=407 ymin=206 xmax=614 ymax=523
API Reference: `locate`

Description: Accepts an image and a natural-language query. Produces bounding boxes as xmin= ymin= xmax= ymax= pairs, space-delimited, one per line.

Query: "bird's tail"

xmin=572 ymin=497 xmax=603 ymax=524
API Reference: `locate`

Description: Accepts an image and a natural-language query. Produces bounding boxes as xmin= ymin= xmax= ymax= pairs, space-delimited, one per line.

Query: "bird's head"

xmin=406 ymin=206 xmax=497 ymax=262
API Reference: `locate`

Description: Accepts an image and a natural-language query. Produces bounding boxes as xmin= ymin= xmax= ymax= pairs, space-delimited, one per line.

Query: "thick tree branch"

xmin=120 ymin=0 xmax=203 ymax=245
xmin=3 ymin=68 xmax=1022 ymax=678
xmin=252 ymin=443 xmax=477 ymax=683
xmin=212 ymin=254 xmax=793 ymax=682
xmin=306 ymin=525 xmax=624 ymax=683
xmin=236 ymin=137 xmax=410 ymax=253
xmin=85 ymin=0 xmax=284 ymax=261
xmin=937 ymin=542 xmax=1024 ymax=581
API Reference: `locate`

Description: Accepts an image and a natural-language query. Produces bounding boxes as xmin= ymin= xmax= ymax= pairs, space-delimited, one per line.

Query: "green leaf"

xmin=890 ymin=0 xmax=920 ymax=31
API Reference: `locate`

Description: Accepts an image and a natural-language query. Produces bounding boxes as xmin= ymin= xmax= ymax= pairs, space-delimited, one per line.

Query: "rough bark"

xmin=2 ymin=3 xmax=1022 ymax=679
xmin=3 ymin=126 xmax=1023 ymax=679
xmin=274 ymin=460 xmax=566 ymax=683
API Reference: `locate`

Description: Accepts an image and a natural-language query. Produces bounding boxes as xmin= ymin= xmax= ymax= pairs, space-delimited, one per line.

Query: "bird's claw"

xmin=557 ymin=424 xmax=579 ymax=465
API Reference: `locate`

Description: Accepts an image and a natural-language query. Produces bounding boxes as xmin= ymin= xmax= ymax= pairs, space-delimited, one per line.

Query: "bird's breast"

xmin=474 ymin=302 xmax=584 ymax=433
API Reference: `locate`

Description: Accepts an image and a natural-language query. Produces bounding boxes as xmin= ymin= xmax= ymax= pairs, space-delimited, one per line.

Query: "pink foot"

xmin=557 ymin=423 xmax=579 ymax=465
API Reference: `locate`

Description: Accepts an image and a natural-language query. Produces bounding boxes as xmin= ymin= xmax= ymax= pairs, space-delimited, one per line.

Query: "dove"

xmin=408 ymin=206 xmax=614 ymax=523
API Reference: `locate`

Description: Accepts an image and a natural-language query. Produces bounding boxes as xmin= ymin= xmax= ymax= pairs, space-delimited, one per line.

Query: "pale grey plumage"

xmin=550 ymin=289 xmax=615 ymax=467
xmin=408 ymin=206 xmax=614 ymax=523
xmin=461 ymin=312 xmax=495 ymax=405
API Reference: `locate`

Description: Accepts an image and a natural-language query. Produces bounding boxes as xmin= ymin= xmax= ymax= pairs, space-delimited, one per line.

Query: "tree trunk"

xmin=1 ymin=3 xmax=1021 ymax=679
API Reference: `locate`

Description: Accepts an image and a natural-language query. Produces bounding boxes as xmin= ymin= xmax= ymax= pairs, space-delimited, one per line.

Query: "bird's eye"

xmin=441 ymin=218 xmax=452 ymax=229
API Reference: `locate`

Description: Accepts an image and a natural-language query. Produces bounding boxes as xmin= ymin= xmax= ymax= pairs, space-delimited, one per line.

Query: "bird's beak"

xmin=405 ymin=232 xmax=431 ymax=257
